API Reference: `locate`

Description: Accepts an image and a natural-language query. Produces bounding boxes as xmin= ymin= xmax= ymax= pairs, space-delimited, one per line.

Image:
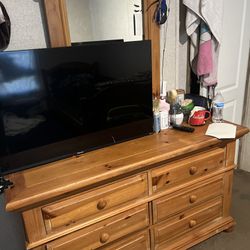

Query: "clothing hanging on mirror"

xmin=183 ymin=0 xmax=223 ymax=87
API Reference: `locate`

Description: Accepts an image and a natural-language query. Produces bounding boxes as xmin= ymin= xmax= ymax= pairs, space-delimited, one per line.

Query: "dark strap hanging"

xmin=0 ymin=1 xmax=11 ymax=51
xmin=155 ymin=0 xmax=169 ymax=25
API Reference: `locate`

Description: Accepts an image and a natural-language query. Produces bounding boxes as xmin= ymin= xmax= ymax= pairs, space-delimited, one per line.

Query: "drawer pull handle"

xmin=189 ymin=166 xmax=198 ymax=175
xmin=100 ymin=232 xmax=110 ymax=243
xmin=97 ymin=199 xmax=107 ymax=210
xmin=189 ymin=220 xmax=197 ymax=228
xmin=189 ymin=195 xmax=197 ymax=203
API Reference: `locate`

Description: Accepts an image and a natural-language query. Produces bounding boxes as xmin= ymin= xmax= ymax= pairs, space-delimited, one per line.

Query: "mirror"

xmin=66 ymin=0 xmax=143 ymax=44
xmin=43 ymin=0 xmax=160 ymax=96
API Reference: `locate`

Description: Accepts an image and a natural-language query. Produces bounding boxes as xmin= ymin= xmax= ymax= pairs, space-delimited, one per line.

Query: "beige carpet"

xmin=191 ymin=169 xmax=250 ymax=250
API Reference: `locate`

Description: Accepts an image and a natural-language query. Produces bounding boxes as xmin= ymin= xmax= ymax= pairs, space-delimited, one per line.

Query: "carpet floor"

xmin=191 ymin=169 xmax=250 ymax=250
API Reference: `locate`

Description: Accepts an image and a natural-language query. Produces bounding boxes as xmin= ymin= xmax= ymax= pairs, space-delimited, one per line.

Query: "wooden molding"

xmin=143 ymin=0 xmax=161 ymax=97
xmin=43 ymin=0 xmax=160 ymax=97
xmin=44 ymin=0 xmax=71 ymax=47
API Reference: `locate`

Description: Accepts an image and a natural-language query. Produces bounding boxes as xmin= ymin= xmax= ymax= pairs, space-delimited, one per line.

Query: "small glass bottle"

xmin=212 ymin=91 xmax=224 ymax=123
xmin=153 ymin=97 xmax=161 ymax=133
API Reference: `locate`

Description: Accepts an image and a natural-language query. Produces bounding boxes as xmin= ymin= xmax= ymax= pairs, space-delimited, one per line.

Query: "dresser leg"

xmin=224 ymin=224 xmax=235 ymax=233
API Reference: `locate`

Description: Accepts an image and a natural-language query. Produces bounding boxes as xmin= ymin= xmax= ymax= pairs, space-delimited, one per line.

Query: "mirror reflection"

xmin=66 ymin=0 xmax=143 ymax=44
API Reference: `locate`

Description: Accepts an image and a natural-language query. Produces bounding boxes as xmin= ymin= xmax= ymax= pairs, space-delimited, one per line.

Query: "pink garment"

xmin=197 ymin=40 xmax=213 ymax=76
xmin=196 ymin=20 xmax=214 ymax=85
xmin=183 ymin=0 xmax=223 ymax=87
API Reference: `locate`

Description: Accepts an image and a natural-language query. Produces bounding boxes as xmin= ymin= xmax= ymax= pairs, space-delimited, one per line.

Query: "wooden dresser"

xmin=4 ymin=123 xmax=249 ymax=250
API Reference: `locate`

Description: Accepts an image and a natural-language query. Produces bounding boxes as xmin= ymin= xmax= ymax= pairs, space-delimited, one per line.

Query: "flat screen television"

xmin=0 ymin=40 xmax=153 ymax=174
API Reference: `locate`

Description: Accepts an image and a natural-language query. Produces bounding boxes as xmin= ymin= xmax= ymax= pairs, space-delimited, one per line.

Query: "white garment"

xmin=184 ymin=0 xmax=223 ymax=43
xmin=183 ymin=0 xmax=223 ymax=86
xmin=0 ymin=6 xmax=5 ymax=24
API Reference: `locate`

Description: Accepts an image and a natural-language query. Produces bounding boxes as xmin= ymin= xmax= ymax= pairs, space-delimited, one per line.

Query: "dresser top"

xmin=4 ymin=122 xmax=249 ymax=212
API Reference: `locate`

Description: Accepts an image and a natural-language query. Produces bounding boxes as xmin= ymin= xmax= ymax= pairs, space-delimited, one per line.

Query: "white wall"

xmin=240 ymin=58 xmax=250 ymax=172
xmin=160 ymin=0 xmax=176 ymax=92
xmin=1 ymin=0 xmax=46 ymax=51
xmin=161 ymin=0 xmax=188 ymax=93
xmin=0 ymin=1 xmax=47 ymax=250
xmin=66 ymin=0 xmax=93 ymax=42
xmin=66 ymin=0 xmax=143 ymax=43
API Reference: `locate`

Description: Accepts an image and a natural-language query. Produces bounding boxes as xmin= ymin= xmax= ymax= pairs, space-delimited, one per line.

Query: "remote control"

xmin=172 ymin=125 xmax=195 ymax=133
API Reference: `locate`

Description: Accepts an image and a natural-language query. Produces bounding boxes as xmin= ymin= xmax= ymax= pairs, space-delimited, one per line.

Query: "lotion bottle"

xmin=159 ymin=95 xmax=170 ymax=130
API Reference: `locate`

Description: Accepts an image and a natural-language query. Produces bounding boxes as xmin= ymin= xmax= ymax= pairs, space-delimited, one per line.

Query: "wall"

xmin=240 ymin=53 xmax=250 ymax=172
xmin=0 ymin=1 xmax=47 ymax=250
xmin=1 ymin=0 xmax=47 ymax=50
xmin=66 ymin=0 xmax=143 ymax=43
xmin=66 ymin=0 xmax=93 ymax=42
xmin=239 ymin=1 xmax=250 ymax=172
xmin=0 ymin=1 xmax=184 ymax=250
xmin=160 ymin=0 xmax=188 ymax=93
xmin=88 ymin=0 xmax=134 ymax=41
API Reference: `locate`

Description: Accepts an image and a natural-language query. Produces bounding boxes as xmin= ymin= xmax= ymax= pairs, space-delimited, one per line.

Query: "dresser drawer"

xmin=153 ymin=178 xmax=223 ymax=223
xmin=42 ymin=173 xmax=148 ymax=232
xmin=153 ymin=197 xmax=223 ymax=248
xmin=101 ymin=230 xmax=150 ymax=250
xmin=45 ymin=204 xmax=149 ymax=250
xmin=151 ymin=148 xmax=225 ymax=193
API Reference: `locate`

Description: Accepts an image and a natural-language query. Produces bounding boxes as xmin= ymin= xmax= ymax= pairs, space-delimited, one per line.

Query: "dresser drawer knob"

xmin=189 ymin=219 xmax=197 ymax=228
xmin=189 ymin=166 xmax=198 ymax=175
xmin=97 ymin=199 xmax=107 ymax=210
xmin=189 ymin=195 xmax=197 ymax=203
xmin=100 ymin=232 xmax=110 ymax=243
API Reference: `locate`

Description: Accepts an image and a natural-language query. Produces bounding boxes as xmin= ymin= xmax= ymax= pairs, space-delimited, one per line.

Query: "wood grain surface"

xmin=4 ymin=122 xmax=249 ymax=212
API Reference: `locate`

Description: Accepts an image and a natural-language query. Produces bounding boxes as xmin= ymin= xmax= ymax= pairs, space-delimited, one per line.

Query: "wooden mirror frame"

xmin=43 ymin=0 xmax=160 ymax=96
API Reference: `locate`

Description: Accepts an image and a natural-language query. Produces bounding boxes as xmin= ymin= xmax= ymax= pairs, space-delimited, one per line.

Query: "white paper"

xmin=205 ymin=123 xmax=236 ymax=139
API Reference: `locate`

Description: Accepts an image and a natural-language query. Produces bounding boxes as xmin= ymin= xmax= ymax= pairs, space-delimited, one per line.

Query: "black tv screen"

xmin=0 ymin=41 xmax=153 ymax=174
